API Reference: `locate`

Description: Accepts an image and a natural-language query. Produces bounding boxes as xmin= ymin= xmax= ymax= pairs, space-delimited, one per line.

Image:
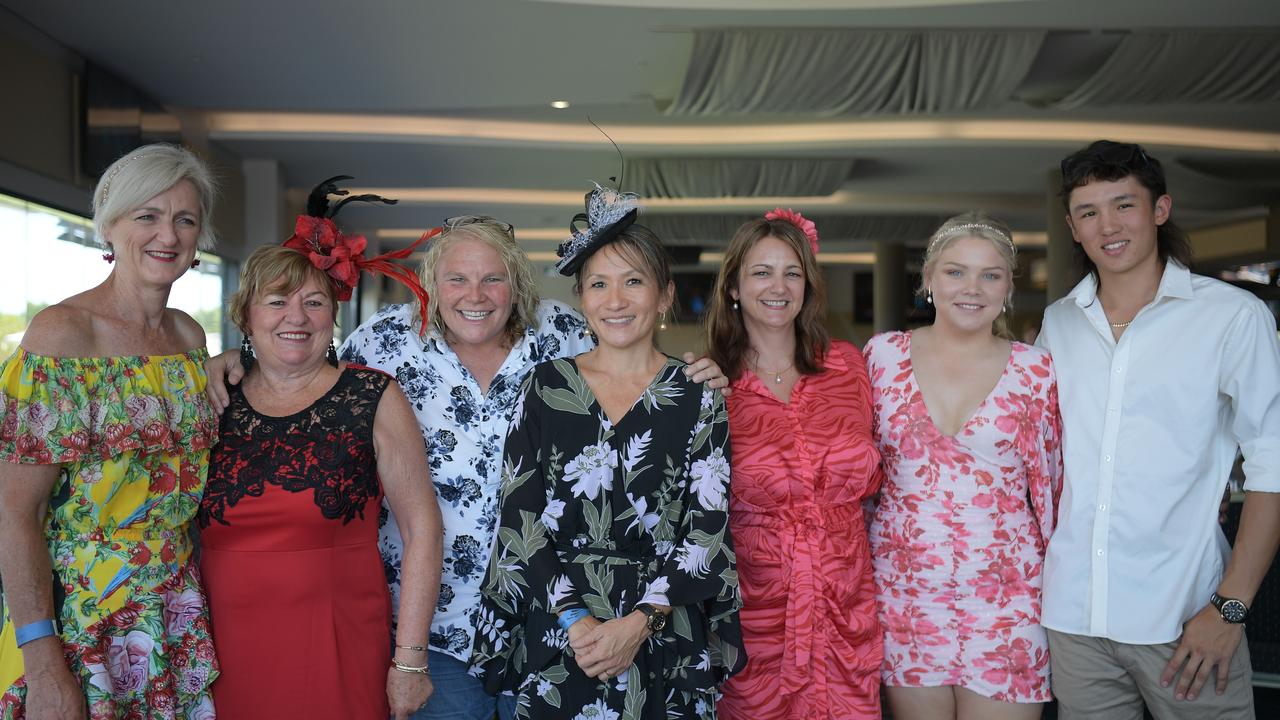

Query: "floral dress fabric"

xmin=864 ymin=332 xmax=1061 ymax=703
xmin=470 ymin=357 xmax=746 ymax=720
xmin=197 ymin=366 xmax=393 ymax=719
xmin=718 ymin=340 xmax=884 ymax=720
xmin=0 ymin=349 xmax=219 ymax=719
xmin=339 ymin=300 xmax=593 ymax=661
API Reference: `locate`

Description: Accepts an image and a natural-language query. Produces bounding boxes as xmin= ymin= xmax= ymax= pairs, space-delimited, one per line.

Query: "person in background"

xmin=0 ymin=144 xmax=220 ymax=719
xmin=708 ymin=209 xmax=885 ymax=719
xmin=1041 ymin=140 xmax=1280 ymax=719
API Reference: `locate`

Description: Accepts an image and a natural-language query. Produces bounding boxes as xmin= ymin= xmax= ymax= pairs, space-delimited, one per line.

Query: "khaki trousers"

xmin=1047 ymin=628 xmax=1254 ymax=720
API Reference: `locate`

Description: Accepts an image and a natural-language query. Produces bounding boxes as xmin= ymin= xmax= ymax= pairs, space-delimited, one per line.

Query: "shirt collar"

xmin=423 ymin=322 xmax=539 ymax=365
xmin=1068 ymin=259 xmax=1193 ymax=307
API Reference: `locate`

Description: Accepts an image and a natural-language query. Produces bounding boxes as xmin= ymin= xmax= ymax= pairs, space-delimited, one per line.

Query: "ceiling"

xmin=5 ymin=0 xmax=1280 ymax=261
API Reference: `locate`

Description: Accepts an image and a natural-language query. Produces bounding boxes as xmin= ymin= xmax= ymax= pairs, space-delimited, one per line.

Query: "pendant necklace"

xmin=755 ymin=359 xmax=793 ymax=384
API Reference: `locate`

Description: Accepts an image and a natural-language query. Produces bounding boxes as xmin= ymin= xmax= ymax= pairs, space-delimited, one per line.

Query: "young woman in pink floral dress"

xmin=0 ymin=145 xmax=220 ymax=719
xmin=865 ymin=212 xmax=1062 ymax=720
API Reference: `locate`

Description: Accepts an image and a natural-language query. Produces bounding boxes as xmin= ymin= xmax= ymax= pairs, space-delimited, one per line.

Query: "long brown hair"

xmin=705 ymin=217 xmax=830 ymax=380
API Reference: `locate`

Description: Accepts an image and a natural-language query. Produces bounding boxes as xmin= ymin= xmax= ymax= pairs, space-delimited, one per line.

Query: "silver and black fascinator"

xmin=555 ymin=182 xmax=640 ymax=277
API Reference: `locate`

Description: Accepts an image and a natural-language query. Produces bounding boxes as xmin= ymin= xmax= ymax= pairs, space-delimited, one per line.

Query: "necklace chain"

xmin=751 ymin=354 xmax=794 ymax=385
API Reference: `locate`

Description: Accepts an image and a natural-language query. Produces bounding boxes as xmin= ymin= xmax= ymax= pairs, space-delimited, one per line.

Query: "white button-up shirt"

xmin=1038 ymin=260 xmax=1280 ymax=644
xmin=340 ymin=300 xmax=594 ymax=661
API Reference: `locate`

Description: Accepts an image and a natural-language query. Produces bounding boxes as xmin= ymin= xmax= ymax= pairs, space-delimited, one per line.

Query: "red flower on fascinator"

xmin=282 ymin=217 xmax=367 ymax=301
xmin=765 ymin=208 xmax=819 ymax=255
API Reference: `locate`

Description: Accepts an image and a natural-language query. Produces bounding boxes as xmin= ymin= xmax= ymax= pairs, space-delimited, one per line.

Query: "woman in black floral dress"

xmin=471 ymin=187 xmax=745 ymax=719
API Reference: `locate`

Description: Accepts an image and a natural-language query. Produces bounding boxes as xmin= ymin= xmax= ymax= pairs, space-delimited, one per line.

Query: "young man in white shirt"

xmin=1038 ymin=140 xmax=1280 ymax=719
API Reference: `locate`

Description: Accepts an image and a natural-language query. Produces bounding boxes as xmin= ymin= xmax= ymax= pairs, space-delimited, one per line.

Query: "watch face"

xmin=1221 ymin=599 xmax=1248 ymax=623
xmin=650 ymin=614 xmax=667 ymax=632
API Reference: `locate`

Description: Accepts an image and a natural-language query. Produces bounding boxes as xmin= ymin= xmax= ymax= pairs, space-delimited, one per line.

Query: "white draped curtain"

xmin=668 ymin=29 xmax=1045 ymax=116
xmin=1052 ymin=32 xmax=1280 ymax=108
xmin=644 ymin=213 xmax=944 ymax=246
xmin=631 ymin=158 xmax=854 ymax=198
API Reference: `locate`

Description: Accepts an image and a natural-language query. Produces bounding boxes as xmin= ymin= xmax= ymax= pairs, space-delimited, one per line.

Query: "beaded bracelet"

xmin=391 ymin=659 xmax=431 ymax=675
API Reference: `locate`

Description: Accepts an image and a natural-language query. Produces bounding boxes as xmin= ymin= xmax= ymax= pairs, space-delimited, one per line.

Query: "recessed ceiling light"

xmin=550 ymin=100 xmax=571 ymax=109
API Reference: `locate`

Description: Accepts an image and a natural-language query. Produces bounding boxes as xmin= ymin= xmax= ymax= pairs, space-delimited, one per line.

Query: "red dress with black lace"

xmin=198 ymin=366 xmax=392 ymax=719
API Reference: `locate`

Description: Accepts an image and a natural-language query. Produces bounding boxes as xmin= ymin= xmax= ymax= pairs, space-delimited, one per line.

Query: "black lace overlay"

xmin=199 ymin=366 xmax=391 ymax=527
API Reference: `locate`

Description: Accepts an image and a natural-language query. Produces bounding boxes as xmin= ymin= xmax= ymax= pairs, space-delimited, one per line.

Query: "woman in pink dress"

xmin=708 ymin=210 xmax=884 ymax=719
xmin=865 ymin=212 xmax=1061 ymax=720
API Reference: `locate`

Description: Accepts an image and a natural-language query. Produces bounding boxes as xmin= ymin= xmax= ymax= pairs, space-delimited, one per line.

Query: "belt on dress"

xmin=733 ymin=502 xmax=865 ymax=704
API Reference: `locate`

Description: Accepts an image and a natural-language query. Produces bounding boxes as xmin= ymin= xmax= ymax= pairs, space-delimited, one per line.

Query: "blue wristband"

xmin=14 ymin=619 xmax=57 ymax=647
xmin=557 ymin=608 xmax=590 ymax=631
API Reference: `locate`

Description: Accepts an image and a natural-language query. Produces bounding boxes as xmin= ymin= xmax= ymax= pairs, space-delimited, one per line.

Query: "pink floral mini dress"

xmin=864 ymin=331 xmax=1061 ymax=703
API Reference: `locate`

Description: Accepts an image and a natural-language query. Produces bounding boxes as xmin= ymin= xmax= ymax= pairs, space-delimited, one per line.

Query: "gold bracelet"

xmin=391 ymin=659 xmax=431 ymax=674
xmin=395 ymin=644 xmax=429 ymax=652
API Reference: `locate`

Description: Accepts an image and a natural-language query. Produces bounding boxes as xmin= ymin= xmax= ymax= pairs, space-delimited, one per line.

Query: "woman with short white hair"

xmin=0 ymin=143 xmax=220 ymax=719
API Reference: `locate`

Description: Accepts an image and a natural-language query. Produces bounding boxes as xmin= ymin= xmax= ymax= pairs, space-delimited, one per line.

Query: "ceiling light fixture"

xmin=550 ymin=100 xmax=571 ymax=109
xmin=205 ymin=112 xmax=1280 ymax=153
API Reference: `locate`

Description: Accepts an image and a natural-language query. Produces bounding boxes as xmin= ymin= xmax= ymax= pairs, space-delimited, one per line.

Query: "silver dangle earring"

xmin=926 ymin=291 xmax=933 ymax=305
xmin=732 ymin=300 xmax=739 ymax=311
xmin=659 ymin=310 xmax=668 ymax=331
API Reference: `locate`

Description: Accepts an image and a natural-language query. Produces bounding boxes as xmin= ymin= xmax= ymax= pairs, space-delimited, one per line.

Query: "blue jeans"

xmin=410 ymin=650 xmax=518 ymax=720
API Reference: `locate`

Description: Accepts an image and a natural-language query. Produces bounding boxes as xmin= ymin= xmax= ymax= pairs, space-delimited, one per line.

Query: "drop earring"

xmin=240 ymin=335 xmax=256 ymax=370
xmin=732 ymin=300 xmax=739 ymax=310
xmin=103 ymin=249 xmax=115 ymax=263
xmin=190 ymin=258 xmax=201 ymax=269
xmin=659 ymin=310 xmax=668 ymax=331
xmin=326 ymin=341 xmax=339 ymax=367
xmin=926 ymin=291 xmax=933 ymax=305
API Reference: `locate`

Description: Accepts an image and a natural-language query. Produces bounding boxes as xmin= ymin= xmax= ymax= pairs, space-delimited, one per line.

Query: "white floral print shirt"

xmin=339 ymin=299 xmax=593 ymax=661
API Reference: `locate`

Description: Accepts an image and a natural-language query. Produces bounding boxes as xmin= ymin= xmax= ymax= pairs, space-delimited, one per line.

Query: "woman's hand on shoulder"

xmin=681 ymin=352 xmax=732 ymax=397
xmin=203 ymin=349 xmax=245 ymax=414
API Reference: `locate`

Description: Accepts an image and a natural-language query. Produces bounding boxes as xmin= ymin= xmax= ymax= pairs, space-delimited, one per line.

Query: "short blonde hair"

xmin=418 ymin=217 xmax=539 ymax=344
xmin=920 ymin=211 xmax=1017 ymax=338
xmin=92 ymin=143 xmax=218 ymax=251
xmin=228 ymin=246 xmax=338 ymax=334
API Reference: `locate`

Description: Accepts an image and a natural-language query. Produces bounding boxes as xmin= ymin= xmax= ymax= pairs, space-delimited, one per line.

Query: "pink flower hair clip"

xmin=765 ymin=208 xmax=819 ymax=256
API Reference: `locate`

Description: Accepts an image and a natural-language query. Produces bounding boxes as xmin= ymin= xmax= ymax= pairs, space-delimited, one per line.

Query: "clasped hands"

xmin=566 ymin=612 xmax=649 ymax=684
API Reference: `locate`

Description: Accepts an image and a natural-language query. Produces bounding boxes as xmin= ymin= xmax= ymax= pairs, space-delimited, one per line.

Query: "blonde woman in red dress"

xmin=707 ymin=210 xmax=884 ymax=719
xmin=864 ymin=212 xmax=1061 ymax=720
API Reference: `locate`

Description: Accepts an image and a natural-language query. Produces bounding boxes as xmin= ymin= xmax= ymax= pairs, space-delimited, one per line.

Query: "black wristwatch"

xmin=635 ymin=603 xmax=667 ymax=632
xmin=1211 ymin=592 xmax=1249 ymax=624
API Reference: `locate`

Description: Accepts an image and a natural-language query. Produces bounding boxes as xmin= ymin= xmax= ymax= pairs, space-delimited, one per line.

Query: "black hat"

xmin=555 ymin=182 xmax=640 ymax=277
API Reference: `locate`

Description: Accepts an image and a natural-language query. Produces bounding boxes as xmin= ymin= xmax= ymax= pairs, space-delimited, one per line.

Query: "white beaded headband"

xmin=928 ymin=223 xmax=1015 ymax=253
xmin=96 ymin=152 xmax=150 ymax=210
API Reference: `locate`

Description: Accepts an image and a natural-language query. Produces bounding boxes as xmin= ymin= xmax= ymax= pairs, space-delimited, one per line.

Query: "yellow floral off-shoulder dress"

xmin=0 ymin=349 xmax=219 ymax=719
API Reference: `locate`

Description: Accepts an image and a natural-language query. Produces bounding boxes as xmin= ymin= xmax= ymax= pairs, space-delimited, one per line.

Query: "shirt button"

xmin=1105 ymin=455 xmax=1112 ymax=462
xmin=1115 ymin=367 xmax=1123 ymax=374
xmin=1097 ymin=549 xmax=1104 ymax=556
xmin=1099 ymin=504 xmax=1106 ymax=511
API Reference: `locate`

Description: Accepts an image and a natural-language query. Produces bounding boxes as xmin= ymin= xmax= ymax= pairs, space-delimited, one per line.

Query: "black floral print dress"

xmin=471 ymin=357 xmax=746 ymax=720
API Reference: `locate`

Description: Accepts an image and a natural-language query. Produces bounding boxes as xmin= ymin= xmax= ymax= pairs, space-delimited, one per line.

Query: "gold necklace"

xmin=753 ymin=359 xmax=794 ymax=384
xmin=1109 ymin=320 xmax=1132 ymax=329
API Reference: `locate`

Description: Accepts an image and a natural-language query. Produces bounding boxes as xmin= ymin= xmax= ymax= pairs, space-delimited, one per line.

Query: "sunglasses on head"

xmin=443 ymin=215 xmax=515 ymax=237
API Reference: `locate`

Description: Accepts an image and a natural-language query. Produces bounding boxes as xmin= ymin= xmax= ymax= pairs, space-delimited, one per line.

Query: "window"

xmin=0 ymin=192 xmax=229 ymax=358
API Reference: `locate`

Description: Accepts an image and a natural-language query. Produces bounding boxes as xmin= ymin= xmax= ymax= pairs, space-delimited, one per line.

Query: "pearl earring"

xmin=926 ymin=291 xmax=933 ymax=305
xmin=732 ymin=300 xmax=739 ymax=310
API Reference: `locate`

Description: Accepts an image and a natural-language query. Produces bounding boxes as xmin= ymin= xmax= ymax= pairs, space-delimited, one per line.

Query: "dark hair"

xmin=572 ymin=223 xmax=678 ymax=333
xmin=705 ymin=217 xmax=830 ymax=381
xmin=1059 ymin=140 xmax=1192 ymax=283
